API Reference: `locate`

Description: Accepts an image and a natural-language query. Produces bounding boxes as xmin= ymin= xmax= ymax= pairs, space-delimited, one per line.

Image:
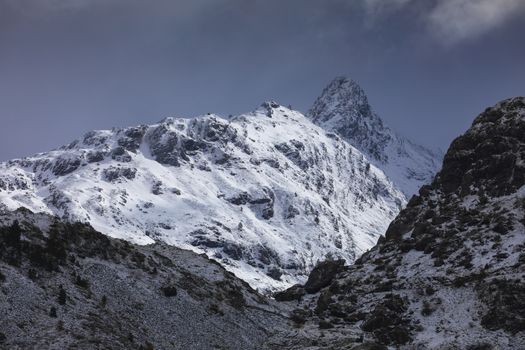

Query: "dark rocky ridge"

xmin=436 ymin=97 xmax=525 ymax=197
xmin=271 ymin=97 xmax=525 ymax=349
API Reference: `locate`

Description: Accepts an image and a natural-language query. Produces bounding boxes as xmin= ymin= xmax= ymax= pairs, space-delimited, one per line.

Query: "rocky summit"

xmin=308 ymin=77 xmax=442 ymax=197
xmin=272 ymin=97 xmax=525 ymax=349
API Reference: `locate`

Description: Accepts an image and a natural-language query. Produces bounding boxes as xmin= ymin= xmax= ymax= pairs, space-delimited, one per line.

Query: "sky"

xmin=0 ymin=0 xmax=524 ymax=160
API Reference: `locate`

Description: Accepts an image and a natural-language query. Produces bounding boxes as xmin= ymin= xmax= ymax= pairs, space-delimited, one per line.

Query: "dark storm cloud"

xmin=0 ymin=0 xmax=524 ymax=160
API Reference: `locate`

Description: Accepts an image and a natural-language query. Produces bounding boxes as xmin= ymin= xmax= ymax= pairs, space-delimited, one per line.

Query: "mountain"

xmin=1 ymin=96 xmax=523 ymax=349
xmin=0 ymin=102 xmax=405 ymax=292
xmin=0 ymin=208 xmax=287 ymax=349
xmin=308 ymin=77 xmax=442 ymax=196
xmin=272 ymin=97 xmax=525 ymax=349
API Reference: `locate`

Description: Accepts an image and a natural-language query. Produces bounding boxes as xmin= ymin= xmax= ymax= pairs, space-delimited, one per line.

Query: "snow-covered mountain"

xmin=308 ymin=77 xmax=442 ymax=196
xmin=0 ymin=102 xmax=405 ymax=291
xmin=273 ymin=97 xmax=525 ymax=349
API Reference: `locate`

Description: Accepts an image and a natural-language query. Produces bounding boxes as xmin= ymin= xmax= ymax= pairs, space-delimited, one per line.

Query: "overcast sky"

xmin=0 ymin=0 xmax=524 ymax=160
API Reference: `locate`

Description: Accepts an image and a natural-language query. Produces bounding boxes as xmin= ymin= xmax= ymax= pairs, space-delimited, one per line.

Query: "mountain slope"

xmin=272 ymin=97 xmax=525 ymax=349
xmin=0 ymin=208 xmax=287 ymax=349
xmin=0 ymin=102 xmax=405 ymax=291
xmin=308 ymin=77 xmax=442 ymax=196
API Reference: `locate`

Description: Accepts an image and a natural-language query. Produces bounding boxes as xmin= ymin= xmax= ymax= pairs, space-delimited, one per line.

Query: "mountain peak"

xmin=261 ymin=100 xmax=281 ymax=109
xmin=307 ymin=76 xmax=392 ymax=163
xmin=324 ymin=76 xmax=367 ymax=98
xmin=307 ymin=77 xmax=442 ymax=196
xmin=308 ymin=76 xmax=375 ymax=125
xmin=324 ymin=76 xmax=364 ymax=93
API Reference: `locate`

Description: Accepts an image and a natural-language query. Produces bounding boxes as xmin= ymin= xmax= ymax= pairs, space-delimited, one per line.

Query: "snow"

xmin=0 ymin=103 xmax=406 ymax=292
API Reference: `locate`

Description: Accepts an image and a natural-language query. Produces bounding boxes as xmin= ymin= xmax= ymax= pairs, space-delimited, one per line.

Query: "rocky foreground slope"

xmin=0 ymin=208 xmax=287 ymax=350
xmin=272 ymin=97 xmax=525 ymax=349
xmin=0 ymin=102 xmax=404 ymax=292
xmin=308 ymin=77 xmax=442 ymax=197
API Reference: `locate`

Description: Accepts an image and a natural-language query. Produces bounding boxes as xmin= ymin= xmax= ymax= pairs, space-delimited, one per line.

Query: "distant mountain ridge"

xmin=0 ymin=102 xmax=405 ymax=292
xmin=308 ymin=77 xmax=442 ymax=196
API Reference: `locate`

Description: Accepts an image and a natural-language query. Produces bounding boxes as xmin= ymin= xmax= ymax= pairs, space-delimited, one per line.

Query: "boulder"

xmin=274 ymin=284 xmax=305 ymax=302
xmin=304 ymin=259 xmax=345 ymax=294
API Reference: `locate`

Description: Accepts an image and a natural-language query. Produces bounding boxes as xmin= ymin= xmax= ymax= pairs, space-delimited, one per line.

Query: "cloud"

xmin=361 ymin=0 xmax=525 ymax=44
xmin=428 ymin=0 xmax=525 ymax=44
xmin=3 ymin=0 xmax=523 ymax=45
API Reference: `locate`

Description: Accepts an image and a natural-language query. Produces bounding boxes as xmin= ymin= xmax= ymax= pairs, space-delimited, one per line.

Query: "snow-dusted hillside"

xmin=0 ymin=208 xmax=287 ymax=350
xmin=308 ymin=77 xmax=442 ymax=196
xmin=0 ymin=102 xmax=405 ymax=291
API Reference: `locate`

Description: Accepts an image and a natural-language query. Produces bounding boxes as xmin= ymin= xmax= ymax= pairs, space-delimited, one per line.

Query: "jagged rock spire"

xmin=308 ymin=77 xmax=390 ymax=162
xmin=308 ymin=76 xmax=442 ymax=196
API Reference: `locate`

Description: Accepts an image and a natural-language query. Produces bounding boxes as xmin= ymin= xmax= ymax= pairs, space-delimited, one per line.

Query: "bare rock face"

xmin=436 ymin=97 xmax=525 ymax=197
xmin=272 ymin=97 xmax=525 ymax=349
xmin=102 ymin=166 xmax=137 ymax=182
xmin=52 ymin=157 xmax=81 ymax=176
